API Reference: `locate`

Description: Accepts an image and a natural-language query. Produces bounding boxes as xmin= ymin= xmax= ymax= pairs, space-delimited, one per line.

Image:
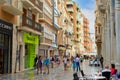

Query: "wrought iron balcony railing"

xmin=22 ymin=15 xmax=43 ymax=32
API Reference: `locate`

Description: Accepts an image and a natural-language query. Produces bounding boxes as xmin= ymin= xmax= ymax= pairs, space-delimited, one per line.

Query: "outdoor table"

xmin=86 ymin=75 xmax=106 ymax=80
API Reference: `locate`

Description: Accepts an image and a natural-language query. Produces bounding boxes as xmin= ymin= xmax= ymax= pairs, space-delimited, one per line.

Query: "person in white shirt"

xmin=63 ymin=56 xmax=67 ymax=70
xmin=102 ymin=65 xmax=111 ymax=80
xmin=75 ymin=54 xmax=81 ymax=72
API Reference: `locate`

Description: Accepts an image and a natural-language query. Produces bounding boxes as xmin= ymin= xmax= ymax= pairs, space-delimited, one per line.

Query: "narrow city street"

xmin=0 ymin=60 xmax=101 ymax=80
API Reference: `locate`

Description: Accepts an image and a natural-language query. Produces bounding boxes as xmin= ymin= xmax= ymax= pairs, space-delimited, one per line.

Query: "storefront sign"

xmin=0 ymin=19 xmax=13 ymax=30
xmin=23 ymin=32 xmax=39 ymax=44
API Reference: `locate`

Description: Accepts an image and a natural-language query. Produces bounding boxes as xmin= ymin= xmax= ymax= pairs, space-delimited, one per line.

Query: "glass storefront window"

xmin=0 ymin=49 xmax=3 ymax=73
xmin=0 ymin=34 xmax=1 ymax=45
xmin=0 ymin=33 xmax=12 ymax=74
xmin=4 ymin=35 xmax=9 ymax=47
xmin=1 ymin=34 xmax=4 ymax=46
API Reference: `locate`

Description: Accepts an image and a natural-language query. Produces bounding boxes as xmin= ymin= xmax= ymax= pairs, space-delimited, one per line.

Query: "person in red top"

xmin=110 ymin=64 xmax=117 ymax=75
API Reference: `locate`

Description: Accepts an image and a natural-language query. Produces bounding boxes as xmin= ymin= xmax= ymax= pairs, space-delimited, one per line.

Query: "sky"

xmin=73 ymin=0 xmax=97 ymax=53
xmin=73 ymin=0 xmax=96 ymax=33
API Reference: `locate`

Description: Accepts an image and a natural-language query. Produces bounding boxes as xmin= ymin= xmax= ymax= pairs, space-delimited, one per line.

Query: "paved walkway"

xmin=0 ymin=60 xmax=102 ymax=80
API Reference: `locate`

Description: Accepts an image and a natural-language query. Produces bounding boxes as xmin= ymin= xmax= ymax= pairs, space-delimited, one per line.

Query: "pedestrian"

xmin=63 ymin=56 xmax=67 ymax=70
xmin=75 ymin=54 xmax=81 ymax=72
xmin=36 ymin=56 xmax=42 ymax=74
xmin=110 ymin=64 xmax=117 ymax=75
xmin=72 ymin=57 xmax=76 ymax=72
xmin=73 ymin=73 xmax=79 ymax=80
xmin=34 ymin=54 xmax=39 ymax=69
xmin=102 ymin=64 xmax=111 ymax=80
xmin=80 ymin=56 xmax=83 ymax=63
xmin=43 ymin=56 xmax=50 ymax=74
xmin=100 ymin=55 xmax=104 ymax=69
xmin=57 ymin=56 xmax=60 ymax=66
xmin=50 ymin=56 xmax=54 ymax=68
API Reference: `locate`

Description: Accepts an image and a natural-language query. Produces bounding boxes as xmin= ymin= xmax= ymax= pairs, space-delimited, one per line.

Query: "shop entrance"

xmin=0 ymin=19 xmax=13 ymax=74
xmin=24 ymin=44 xmax=36 ymax=69
xmin=0 ymin=33 xmax=12 ymax=74
xmin=0 ymin=48 xmax=2 ymax=74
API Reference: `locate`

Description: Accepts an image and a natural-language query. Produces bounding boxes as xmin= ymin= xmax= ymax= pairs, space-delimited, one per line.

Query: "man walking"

xmin=75 ymin=54 xmax=81 ymax=72
xmin=100 ymin=55 xmax=104 ymax=69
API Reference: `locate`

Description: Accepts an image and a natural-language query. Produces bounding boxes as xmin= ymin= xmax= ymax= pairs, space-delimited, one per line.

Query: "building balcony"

xmin=72 ymin=38 xmax=80 ymax=42
xmin=2 ymin=0 xmax=22 ymax=15
xmin=95 ymin=35 xmax=102 ymax=44
xmin=51 ymin=42 xmax=57 ymax=48
xmin=22 ymin=15 xmax=43 ymax=32
xmin=70 ymin=16 xmax=73 ymax=19
xmin=53 ymin=23 xmax=61 ymax=30
xmin=54 ymin=7 xmax=61 ymax=15
xmin=39 ymin=10 xmax=52 ymax=25
xmin=65 ymin=44 xmax=72 ymax=49
xmin=96 ymin=21 xmax=102 ymax=26
xmin=76 ymin=25 xmax=80 ymax=29
xmin=98 ymin=3 xmax=106 ymax=13
xmin=42 ymin=32 xmax=53 ymax=40
xmin=65 ymin=30 xmax=73 ymax=37
xmin=76 ymin=31 xmax=80 ymax=35
xmin=0 ymin=0 xmax=6 ymax=4
xmin=66 ymin=1 xmax=74 ymax=5
xmin=22 ymin=0 xmax=43 ymax=13
xmin=40 ymin=37 xmax=52 ymax=46
xmin=77 ymin=17 xmax=81 ymax=22
xmin=67 ymin=8 xmax=74 ymax=12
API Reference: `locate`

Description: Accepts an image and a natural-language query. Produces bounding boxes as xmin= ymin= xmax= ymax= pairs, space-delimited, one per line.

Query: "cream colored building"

xmin=66 ymin=0 xmax=81 ymax=55
xmin=57 ymin=0 xmax=73 ymax=56
xmin=95 ymin=0 xmax=120 ymax=70
xmin=0 ymin=0 xmax=22 ymax=74
xmin=39 ymin=0 xmax=60 ymax=57
xmin=0 ymin=0 xmax=60 ymax=74
xmin=76 ymin=6 xmax=85 ymax=54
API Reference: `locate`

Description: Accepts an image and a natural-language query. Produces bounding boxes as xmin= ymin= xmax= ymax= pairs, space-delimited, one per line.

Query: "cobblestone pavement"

xmin=0 ymin=60 xmax=102 ymax=80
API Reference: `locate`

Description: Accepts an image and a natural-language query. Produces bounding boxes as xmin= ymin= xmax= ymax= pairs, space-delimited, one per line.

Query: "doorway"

xmin=0 ymin=48 xmax=3 ymax=74
xmin=0 ymin=33 xmax=12 ymax=74
xmin=0 ymin=48 xmax=11 ymax=74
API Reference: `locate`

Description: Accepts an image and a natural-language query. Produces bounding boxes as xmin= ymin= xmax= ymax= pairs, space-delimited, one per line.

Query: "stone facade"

xmin=95 ymin=0 xmax=120 ymax=70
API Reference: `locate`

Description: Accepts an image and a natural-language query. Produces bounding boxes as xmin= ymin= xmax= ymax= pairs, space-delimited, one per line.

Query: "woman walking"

xmin=36 ymin=56 xmax=42 ymax=74
xmin=43 ymin=56 xmax=50 ymax=74
xmin=63 ymin=56 xmax=68 ymax=71
xmin=72 ymin=57 xmax=76 ymax=72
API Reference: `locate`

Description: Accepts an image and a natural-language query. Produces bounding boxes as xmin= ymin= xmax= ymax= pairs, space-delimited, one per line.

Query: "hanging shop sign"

xmin=23 ymin=32 xmax=39 ymax=44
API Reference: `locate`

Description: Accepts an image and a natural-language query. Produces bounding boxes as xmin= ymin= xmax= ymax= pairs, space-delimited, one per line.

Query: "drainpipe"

xmin=52 ymin=0 xmax=55 ymax=26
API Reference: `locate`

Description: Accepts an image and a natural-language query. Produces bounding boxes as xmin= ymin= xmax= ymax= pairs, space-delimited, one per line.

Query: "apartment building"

xmin=0 ymin=0 xmax=22 ymax=74
xmin=66 ymin=0 xmax=79 ymax=55
xmin=57 ymin=0 xmax=73 ymax=57
xmin=95 ymin=0 xmax=120 ymax=70
xmin=76 ymin=5 xmax=85 ymax=54
xmin=39 ymin=0 xmax=54 ymax=57
xmin=83 ymin=17 xmax=90 ymax=53
xmin=18 ymin=0 xmax=43 ymax=72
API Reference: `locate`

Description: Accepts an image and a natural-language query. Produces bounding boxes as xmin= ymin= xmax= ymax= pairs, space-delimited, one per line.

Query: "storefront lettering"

xmin=0 ymin=23 xmax=12 ymax=30
xmin=24 ymin=32 xmax=39 ymax=44
xmin=27 ymin=36 xmax=35 ymax=41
